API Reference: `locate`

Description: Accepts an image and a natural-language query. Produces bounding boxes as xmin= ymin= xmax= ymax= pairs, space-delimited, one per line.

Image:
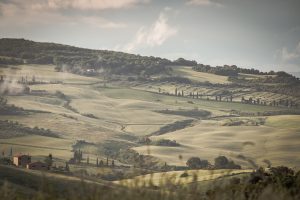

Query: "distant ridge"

xmin=0 ymin=38 xmax=297 ymax=78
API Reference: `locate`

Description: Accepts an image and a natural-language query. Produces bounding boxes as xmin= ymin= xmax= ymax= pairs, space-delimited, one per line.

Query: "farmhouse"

xmin=27 ymin=161 xmax=48 ymax=170
xmin=13 ymin=154 xmax=31 ymax=167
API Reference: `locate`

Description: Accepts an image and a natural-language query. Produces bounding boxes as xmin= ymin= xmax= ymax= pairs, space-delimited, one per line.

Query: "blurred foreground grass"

xmin=0 ymin=165 xmax=300 ymax=200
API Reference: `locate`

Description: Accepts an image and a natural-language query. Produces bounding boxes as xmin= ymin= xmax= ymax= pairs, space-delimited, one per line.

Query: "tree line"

xmin=192 ymin=64 xmax=280 ymax=77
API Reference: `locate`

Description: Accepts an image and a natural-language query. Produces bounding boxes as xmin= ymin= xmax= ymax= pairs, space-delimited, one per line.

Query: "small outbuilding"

xmin=13 ymin=154 xmax=31 ymax=167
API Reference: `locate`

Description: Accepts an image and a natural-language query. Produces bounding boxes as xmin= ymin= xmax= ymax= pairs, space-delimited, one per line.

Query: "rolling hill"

xmin=0 ymin=39 xmax=300 ymax=198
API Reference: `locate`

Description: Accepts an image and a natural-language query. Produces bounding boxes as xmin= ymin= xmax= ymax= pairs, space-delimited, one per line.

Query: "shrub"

xmin=186 ymin=157 xmax=209 ymax=169
xmin=214 ymin=156 xmax=241 ymax=169
xmin=180 ymin=172 xmax=189 ymax=178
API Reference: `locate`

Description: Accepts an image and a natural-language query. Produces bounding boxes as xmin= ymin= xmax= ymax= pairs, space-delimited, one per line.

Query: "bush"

xmin=186 ymin=157 xmax=209 ymax=169
xmin=214 ymin=156 xmax=241 ymax=169
xmin=180 ymin=172 xmax=189 ymax=178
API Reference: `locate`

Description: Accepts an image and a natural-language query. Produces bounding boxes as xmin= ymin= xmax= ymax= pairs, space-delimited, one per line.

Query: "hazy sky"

xmin=0 ymin=0 xmax=300 ymax=72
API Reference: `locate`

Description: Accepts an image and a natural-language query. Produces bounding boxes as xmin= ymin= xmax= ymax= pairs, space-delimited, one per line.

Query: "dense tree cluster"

xmin=172 ymin=58 xmax=197 ymax=66
xmin=70 ymin=149 xmax=83 ymax=164
xmin=186 ymin=157 xmax=210 ymax=169
xmin=138 ymin=138 xmax=180 ymax=147
xmin=193 ymin=64 xmax=276 ymax=77
xmin=0 ymin=57 xmax=23 ymax=65
xmin=151 ymin=119 xmax=194 ymax=136
xmin=193 ymin=64 xmax=239 ymax=76
xmin=214 ymin=156 xmax=241 ymax=169
xmin=186 ymin=155 xmax=241 ymax=170
xmin=0 ymin=97 xmax=25 ymax=115
xmin=154 ymin=139 xmax=180 ymax=147
xmin=212 ymin=166 xmax=300 ymax=200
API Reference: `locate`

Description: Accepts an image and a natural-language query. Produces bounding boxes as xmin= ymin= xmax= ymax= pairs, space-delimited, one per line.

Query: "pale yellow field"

xmin=265 ymin=115 xmax=300 ymax=129
xmin=0 ymin=64 xmax=100 ymax=84
xmin=172 ymin=66 xmax=231 ymax=84
xmin=0 ymin=135 xmax=109 ymax=167
xmin=1 ymin=64 xmax=300 ymax=171
xmin=0 ymin=135 xmax=73 ymax=160
xmin=133 ymin=115 xmax=300 ymax=168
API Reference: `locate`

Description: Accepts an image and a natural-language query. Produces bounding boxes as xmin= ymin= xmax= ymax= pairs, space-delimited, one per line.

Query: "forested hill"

xmin=0 ymin=38 xmax=298 ymax=84
xmin=0 ymin=38 xmax=173 ymax=76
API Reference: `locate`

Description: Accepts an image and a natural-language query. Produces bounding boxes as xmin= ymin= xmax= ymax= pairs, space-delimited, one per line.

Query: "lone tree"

xmin=65 ymin=162 xmax=70 ymax=172
xmin=44 ymin=153 xmax=53 ymax=169
xmin=9 ymin=147 xmax=13 ymax=157
xmin=32 ymin=75 xmax=36 ymax=83
xmin=112 ymin=160 xmax=115 ymax=168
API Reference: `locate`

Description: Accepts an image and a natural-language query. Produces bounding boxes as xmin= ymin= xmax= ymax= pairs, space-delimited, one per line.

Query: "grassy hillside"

xmin=1 ymin=164 xmax=300 ymax=200
xmin=1 ymin=64 xmax=299 ymax=171
xmin=0 ymin=35 xmax=300 ymax=200
xmin=0 ymin=39 xmax=300 ymax=199
xmin=133 ymin=115 xmax=300 ymax=168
